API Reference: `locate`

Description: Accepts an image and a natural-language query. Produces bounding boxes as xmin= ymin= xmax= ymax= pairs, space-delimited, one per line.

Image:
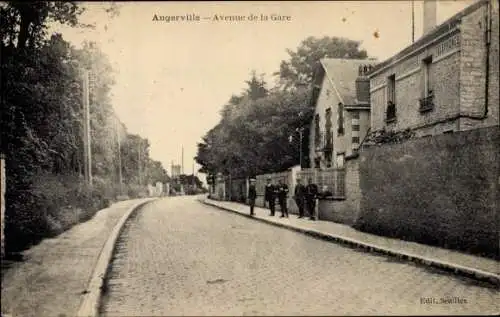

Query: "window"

xmin=386 ymin=74 xmax=397 ymax=122
xmin=419 ymin=56 xmax=435 ymax=112
xmin=352 ymin=137 xmax=360 ymax=144
xmin=336 ymin=153 xmax=345 ymax=168
xmin=314 ymin=114 xmax=320 ymax=147
xmin=325 ymin=151 xmax=332 ymax=168
xmin=314 ymin=157 xmax=321 ymax=168
xmin=387 ymin=74 xmax=396 ymax=104
xmin=423 ymin=56 xmax=433 ymax=97
xmin=351 ymin=111 xmax=360 ymax=119
xmin=337 ymin=103 xmax=344 ymax=135
xmin=352 ymin=124 xmax=360 ymax=132
xmin=386 ymin=101 xmax=396 ymax=121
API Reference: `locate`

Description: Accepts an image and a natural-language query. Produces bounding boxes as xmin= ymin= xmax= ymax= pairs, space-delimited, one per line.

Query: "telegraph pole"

xmin=138 ymin=139 xmax=142 ymax=186
xmin=114 ymin=116 xmax=123 ymax=195
xmin=181 ymin=146 xmax=184 ymax=175
xmin=411 ymin=0 xmax=415 ymax=43
xmin=82 ymin=69 xmax=92 ymax=186
xmin=299 ymin=128 xmax=303 ymax=168
xmin=192 ymin=160 xmax=195 ymax=188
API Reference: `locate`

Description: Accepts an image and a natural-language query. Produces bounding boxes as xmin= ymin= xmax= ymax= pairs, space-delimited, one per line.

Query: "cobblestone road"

xmin=100 ymin=196 xmax=499 ymax=316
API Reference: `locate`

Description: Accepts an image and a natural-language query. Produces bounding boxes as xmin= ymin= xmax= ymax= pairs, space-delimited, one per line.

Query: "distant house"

xmin=368 ymin=0 xmax=499 ymax=137
xmin=302 ymin=58 xmax=377 ymax=224
xmin=308 ymin=58 xmax=377 ymax=170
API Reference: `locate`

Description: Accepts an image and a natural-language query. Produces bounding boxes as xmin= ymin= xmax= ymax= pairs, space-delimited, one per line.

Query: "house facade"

xmin=368 ymin=0 xmax=499 ymax=137
xmin=308 ymin=58 xmax=377 ymax=169
xmin=304 ymin=58 xmax=377 ymax=224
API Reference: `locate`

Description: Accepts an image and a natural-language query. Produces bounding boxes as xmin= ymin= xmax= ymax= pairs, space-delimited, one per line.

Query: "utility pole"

xmin=192 ymin=160 xmax=195 ymax=188
xmin=114 ymin=116 xmax=123 ymax=195
xmin=82 ymin=69 xmax=92 ymax=186
xmin=411 ymin=0 xmax=415 ymax=43
xmin=181 ymin=146 xmax=184 ymax=175
xmin=138 ymin=139 xmax=142 ymax=186
xmin=299 ymin=128 xmax=303 ymax=168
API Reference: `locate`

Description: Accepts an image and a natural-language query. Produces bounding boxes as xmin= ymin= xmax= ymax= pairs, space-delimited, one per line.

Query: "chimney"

xmin=355 ymin=64 xmax=373 ymax=104
xmin=423 ymin=0 xmax=437 ymax=35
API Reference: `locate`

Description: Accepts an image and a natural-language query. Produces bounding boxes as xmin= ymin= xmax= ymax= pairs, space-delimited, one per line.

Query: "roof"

xmin=317 ymin=58 xmax=378 ymax=105
xmin=369 ymin=0 xmax=488 ymax=77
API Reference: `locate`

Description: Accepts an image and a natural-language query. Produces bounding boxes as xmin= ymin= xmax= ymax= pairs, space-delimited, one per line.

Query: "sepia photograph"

xmin=0 ymin=0 xmax=499 ymax=316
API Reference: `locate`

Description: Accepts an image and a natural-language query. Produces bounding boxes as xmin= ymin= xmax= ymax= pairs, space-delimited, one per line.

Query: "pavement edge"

xmin=200 ymin=198 xmax=500 ymax=288
xmin=76 ymin=198 xmax=158 ymax=317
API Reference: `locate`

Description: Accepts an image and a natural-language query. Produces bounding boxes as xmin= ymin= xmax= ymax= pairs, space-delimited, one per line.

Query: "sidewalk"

xmin=201 ymin=198 xmax=500 ymax=286
xmin=1 ymin=198 xmax=156 ymax=317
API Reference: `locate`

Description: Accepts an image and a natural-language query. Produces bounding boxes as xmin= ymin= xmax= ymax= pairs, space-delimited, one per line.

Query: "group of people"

xmin=247 ymin=177 xmax=319 ymax=220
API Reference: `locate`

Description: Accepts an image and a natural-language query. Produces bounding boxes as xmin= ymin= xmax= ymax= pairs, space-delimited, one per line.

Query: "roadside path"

xmin=1 ymin=198 xmax=154 ymax=317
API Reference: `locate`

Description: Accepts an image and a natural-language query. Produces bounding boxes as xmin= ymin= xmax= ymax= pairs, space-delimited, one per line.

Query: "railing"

xmin=297 ymin=168 xmax=346 ymax=199
xmin=386 ymin=102 xmax=397 ymax=122
xmin=419 ymin=94 xmax=435 ymax=112
xmin=255 ymin=171 xmax=291 ymax=197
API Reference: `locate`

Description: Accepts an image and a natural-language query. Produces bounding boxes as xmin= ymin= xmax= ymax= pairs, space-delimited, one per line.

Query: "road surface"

xmin=99 ymin=196 xmax=499 ymax=316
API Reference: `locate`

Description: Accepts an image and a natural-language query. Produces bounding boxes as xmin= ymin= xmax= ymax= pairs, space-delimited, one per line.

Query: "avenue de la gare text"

xmin=152 ymin=13 xmax=292 ymax=22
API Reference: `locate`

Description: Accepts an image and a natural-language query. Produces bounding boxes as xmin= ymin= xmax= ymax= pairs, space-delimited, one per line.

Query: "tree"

xmin=245 ymin=70 xmax=268 ymax=101
xmin=274 ymin=36 xmax=368 ymax=90
xmin=196 ymin=36 xmax=369 ymax=178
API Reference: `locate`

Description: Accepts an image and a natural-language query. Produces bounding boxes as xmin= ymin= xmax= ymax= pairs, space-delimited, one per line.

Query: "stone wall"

xmin=318 ymin=158 xmax=361 ymax=225
xmin=355 ymin=126 xmax=499 ymax=258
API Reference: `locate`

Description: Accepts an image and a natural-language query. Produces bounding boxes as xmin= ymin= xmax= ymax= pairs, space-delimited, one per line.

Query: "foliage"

xmin=274 ymin=36 xmax=368 ymax=90
xmin=0 ymin=2 xmax=168 ymax=254
xmin=196 ymin=36 xmax=369 ymax=178
xmin=363 ymin=128 xmax=416 ymax=146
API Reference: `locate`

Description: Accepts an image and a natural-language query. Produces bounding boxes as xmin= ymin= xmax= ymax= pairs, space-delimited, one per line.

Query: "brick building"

xmin=308 ymin=58 xmax=377 ymax=169
xmin=369 ymin=0 xmax=499 ymax=137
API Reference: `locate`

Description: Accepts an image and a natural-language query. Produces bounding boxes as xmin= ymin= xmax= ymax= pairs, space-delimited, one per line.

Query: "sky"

xmin=50 ymin=0 xmax=475 ymax=185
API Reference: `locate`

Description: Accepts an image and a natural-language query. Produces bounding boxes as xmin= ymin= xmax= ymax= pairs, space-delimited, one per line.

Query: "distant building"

xmin=308 ymin=58 xmax=377 ymax=169
xmin=368 ymin=0 xmax=499 ymax=137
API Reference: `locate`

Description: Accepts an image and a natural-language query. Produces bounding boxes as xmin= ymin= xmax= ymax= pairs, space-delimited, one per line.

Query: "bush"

xmin=126 ymin=183 xmax=145 ymax=199
xmin=5 ymin=172 xmax=118 ymax=254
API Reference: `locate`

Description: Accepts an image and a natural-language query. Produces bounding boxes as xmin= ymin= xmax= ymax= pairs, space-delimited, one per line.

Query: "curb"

xmin=76 ymin=198 xmax=158 ymax=317
xmin=201 ymin=199 xmax=500 ymax=288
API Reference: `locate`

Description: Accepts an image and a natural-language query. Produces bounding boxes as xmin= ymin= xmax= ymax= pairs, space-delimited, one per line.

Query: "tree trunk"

xmin=17 ymin=15 xmax=31 ymax=49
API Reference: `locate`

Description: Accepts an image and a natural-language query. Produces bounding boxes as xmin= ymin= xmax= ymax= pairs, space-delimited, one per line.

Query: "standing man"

xmin=305 ymin=177 xmax=319 ymax=220
xmin=294 ymin=177 xmax=306 ymax=218
xmin=248 ymin=178 xmax=257 ymax=216
xmin=264 ymin=177 xmax=276 ymax=216
xmin=277 ymin=179 xmax=289 ymax=218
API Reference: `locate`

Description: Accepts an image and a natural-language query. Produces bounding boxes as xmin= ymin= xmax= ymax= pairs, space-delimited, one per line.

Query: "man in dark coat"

xmin=277 ymin=179 xmax=289 ymax=218
xmin=305 ymin=177 xmax=319 ymax=220
xmin=294 ymin=177 xmax=306 ymax=218
xmin=264 ymin=177 xmax=276 ymax=216
xmin=248 ymin=178 xmax=257 ymax=216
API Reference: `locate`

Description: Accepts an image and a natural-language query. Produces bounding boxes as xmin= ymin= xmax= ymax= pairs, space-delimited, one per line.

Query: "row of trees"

xmin=0 ymin=2 xmax=169 ymax=253
xmin=195 ymin=36 xmax=369 ymax=179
